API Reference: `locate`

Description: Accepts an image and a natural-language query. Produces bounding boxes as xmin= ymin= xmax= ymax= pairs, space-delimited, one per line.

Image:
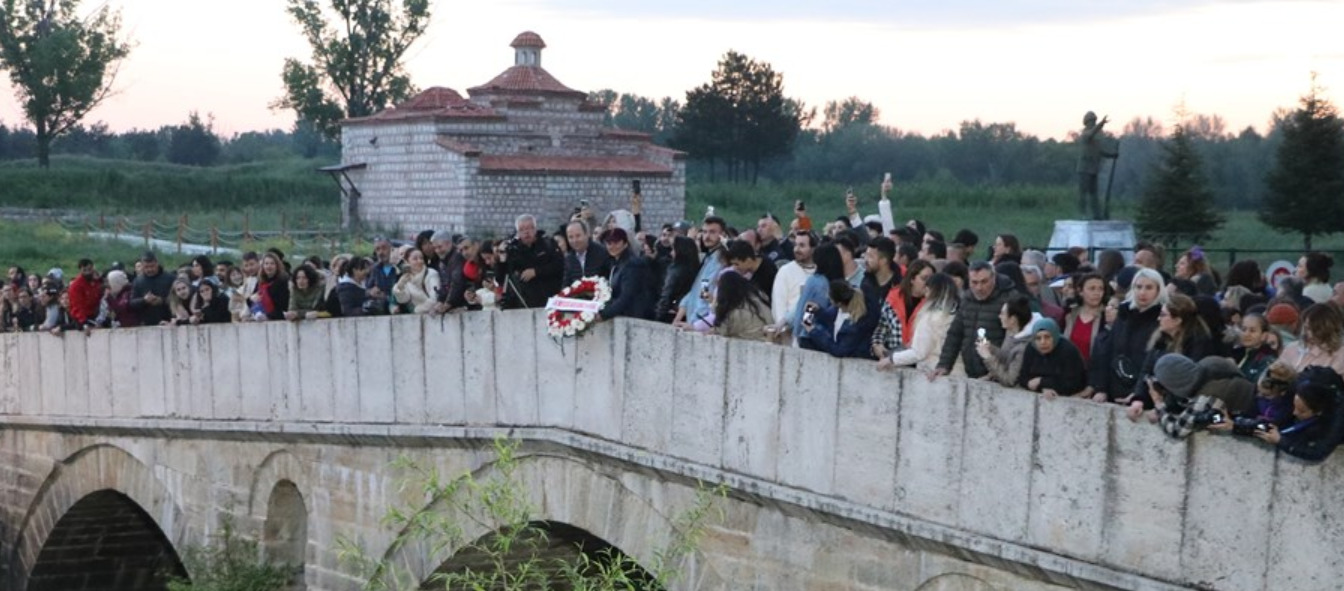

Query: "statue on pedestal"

xmin=1076 ymin=111 xmax=1119 ymax=220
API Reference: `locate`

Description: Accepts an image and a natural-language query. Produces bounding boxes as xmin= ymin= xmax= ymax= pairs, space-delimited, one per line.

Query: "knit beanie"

xmin=1115 ymin=266 xmax=1139 ymax=291
xmin=1154 ymin=354 xmax=1202 ymax=398
xmin=1265 ymin=303 xmax=1300 ymax=331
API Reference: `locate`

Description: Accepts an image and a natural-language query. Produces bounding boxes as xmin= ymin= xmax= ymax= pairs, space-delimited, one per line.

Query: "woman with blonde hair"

xmin=164 ymin=278 xmax=194 ymax=326
xmin=1089 ymin=267 xmax=1167 ymax=403
xmin=1278 ymin=303 xmax=1344 ymax=376
xmin=878 ymin=273 xmax=962 ymax=373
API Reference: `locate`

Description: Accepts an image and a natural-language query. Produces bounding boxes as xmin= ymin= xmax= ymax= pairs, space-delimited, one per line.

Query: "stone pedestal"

xmin=1047 ymin=220 xmax=1136 ymax=263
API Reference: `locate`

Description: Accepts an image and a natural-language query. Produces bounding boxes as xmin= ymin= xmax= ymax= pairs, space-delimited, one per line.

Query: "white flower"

xmin=563 ymin=324 xmax=576 ymax=337
xmin=573 ymin=320 xmax=586 ymax=332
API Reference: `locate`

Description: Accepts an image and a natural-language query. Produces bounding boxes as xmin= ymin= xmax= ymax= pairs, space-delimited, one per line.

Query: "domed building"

xmin=334 ymin=31 xmax=686 ymax=237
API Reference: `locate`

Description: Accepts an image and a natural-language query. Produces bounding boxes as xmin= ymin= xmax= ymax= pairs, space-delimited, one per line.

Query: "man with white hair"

xmin=1021 ymin=264 xmax=1065 ymax=325
xmin=1022 ymin=250 xmax=1063 ymax=309
xmin=495 ymin=214 xmax=563 ymax=309
xmin=429 ymin=231 xmax=457 ymax=313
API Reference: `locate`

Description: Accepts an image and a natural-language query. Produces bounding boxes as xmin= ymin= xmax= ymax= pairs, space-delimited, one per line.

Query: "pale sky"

xmin=2 ymin=0 xmax=1342 ymax=140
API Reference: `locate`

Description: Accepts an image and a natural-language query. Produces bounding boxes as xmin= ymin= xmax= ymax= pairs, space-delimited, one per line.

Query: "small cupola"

xmin=511 ymin=31 xmax=546 ymax=67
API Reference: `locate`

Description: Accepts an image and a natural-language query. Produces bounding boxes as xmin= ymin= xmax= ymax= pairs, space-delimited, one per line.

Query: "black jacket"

xmin=441 ymin=252 xmax=469 ymax=309
xmin=1018 ymin=338 xmax=1089 ymax=396
xmin=600 ymin=250 xmax=655 ymax=321
xmin=938 ymin=273 xmax=1016 ymax=378
xmin=761 ymin=237 xmax=794 ymax=267
xmin=751 ymin=259 xmax=779 ymax=304
xmin=194 ymin=296 xmax=232 ymax=324
xmin=656 ymin=261 xmax=698 ymax=323
xmin=496 ymin=233 xmax=564 ymax=309
xmin=130 ymin=269 xmax=175 ymax=327
xmin=337 ymin=281 xmax=369 ymax=317
xmin=1278 ymin=402 xmax=1344 ymax=462
xmin=1132 ymin=330 xmax=1217 ymax=405
xmin=1090 ymin=301 xmax=1161 ymax=400
xmin=259 ymin=278 xmax=291 ymax=321
xmin=563 ymin=243 xmax=612 ymax=287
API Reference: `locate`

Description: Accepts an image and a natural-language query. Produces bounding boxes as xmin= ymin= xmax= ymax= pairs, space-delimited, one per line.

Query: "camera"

xmin=1232 ymin=416 xmax=1271 ymax=436
xmin=1191 ymin=410 xmax=1226 ymax=428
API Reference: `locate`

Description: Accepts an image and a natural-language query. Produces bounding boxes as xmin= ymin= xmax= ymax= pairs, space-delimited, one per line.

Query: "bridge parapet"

xmin=1 ymin=311 xmax=1340 ymax=591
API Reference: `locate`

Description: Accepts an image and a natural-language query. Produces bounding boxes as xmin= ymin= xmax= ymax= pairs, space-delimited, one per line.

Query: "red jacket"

xmin=68 ymin=274 xmax=103 ymax=325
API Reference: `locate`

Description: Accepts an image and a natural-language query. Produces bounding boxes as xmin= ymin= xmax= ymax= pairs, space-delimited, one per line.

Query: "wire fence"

xmin=51 ymin=213 xmax=351 ymax=256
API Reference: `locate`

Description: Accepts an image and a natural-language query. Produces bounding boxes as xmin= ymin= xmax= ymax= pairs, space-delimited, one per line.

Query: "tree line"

xmin=2 ymin=0 xmax=1341 ymax=248
xmin=0 ymin=115 xmax=337 ymax=166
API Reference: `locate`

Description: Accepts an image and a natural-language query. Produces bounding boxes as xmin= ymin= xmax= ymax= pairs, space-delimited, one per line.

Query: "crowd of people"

xmin=4 ymin=186 xmax=1344 ymax=461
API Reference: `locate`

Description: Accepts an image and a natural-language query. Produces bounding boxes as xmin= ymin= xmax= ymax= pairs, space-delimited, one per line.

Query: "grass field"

xmin=2 ymin=156 xmax=1341 ymax=273
xmin=0 ymin=155 xmax=341 ymax=231
xmin=686 ymin=181 xmax=1344 ymax=268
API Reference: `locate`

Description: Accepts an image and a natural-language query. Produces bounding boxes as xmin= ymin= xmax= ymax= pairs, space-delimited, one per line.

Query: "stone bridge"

xmin=0 ymin=312 xmax=1339 ymax=590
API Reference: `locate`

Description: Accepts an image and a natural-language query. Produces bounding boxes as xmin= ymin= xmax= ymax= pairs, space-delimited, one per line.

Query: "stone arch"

xmin=11 ymin=444 xmax=188 ymax=591
xmin=247 ymin=449 xmax=312 ymax=591
xmin=379 ymin=453 xmax=724 ymax=590
xmin=247 ymin=449 xmax=313 ymax=519
xmin=914 ymin=573 xmax=1001 ymax=591
xmin=423 ymin=520 xmax=658 ymax=589
xmin=28 ymin=490 xmax=188 ymax=591
xmin=262 ymin=480 xmax=308 ymax=590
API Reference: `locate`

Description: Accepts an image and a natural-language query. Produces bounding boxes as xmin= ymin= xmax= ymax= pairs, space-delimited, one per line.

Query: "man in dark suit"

xmin=563 ymin=220 xmax=611 ymax=287
xmin=597 ymin=228 xmax=654 ymax=321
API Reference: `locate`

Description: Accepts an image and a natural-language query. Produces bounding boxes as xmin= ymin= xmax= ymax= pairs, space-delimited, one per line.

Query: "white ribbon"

xmin=546 ymin=297 xmax=603 ymax=313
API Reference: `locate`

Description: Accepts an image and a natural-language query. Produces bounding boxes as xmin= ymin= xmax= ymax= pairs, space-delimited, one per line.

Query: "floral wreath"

xmin=546 ymin=276 xmax=613 ymax=339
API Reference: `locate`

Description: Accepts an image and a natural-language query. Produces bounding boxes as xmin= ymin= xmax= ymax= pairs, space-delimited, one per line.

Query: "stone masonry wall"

xmin=340 ymin=122 xmax=467 ymax=234
xmin=466 ymin=170 xmax=685 ymax=239
xmin=2 ymin=312 xmax=1339 ymax=590
xmin=342 ymin=110 xmax=684 ymax=238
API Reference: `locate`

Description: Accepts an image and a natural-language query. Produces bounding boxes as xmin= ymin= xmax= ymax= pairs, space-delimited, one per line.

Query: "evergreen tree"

xmin=673 ymin=51 xmax=802 ymax=185
xmin=1136 ymin=121 xmax=1225 ymax=246
xmin=1260 ymin=77 xmax=1344 ymax=250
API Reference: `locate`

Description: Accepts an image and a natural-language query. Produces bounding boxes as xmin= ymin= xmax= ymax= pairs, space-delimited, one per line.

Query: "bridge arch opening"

xmin=420 ymin=520 xmax=660 ymax=590
xmin=28 ymin=489 xmax=188 ymax=591
xmin=262 ymin=480 xmax=308 ymax=590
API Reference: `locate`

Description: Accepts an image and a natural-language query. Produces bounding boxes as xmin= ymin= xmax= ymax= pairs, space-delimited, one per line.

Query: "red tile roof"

xmin=511 ymin=31 xmax=545 ymax=49
xmin=468 ymin=66 xmax=586 ymax=100
xmin=345 ymin=87 xmax=501 ymax=124
xmin=478 ymin=155 xmax=673 ymax=176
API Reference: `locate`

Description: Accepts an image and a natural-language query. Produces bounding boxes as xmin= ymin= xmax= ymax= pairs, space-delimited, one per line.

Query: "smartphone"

xmin=632 ymin=179 xmax=642 ymax=194
xmin=795 ymin=200 xmax=806 ymax=212
xmin=579 ymin=199 xmax=589 ymax=208
xmin=846 ymin=186 xmax=854 ymax=197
